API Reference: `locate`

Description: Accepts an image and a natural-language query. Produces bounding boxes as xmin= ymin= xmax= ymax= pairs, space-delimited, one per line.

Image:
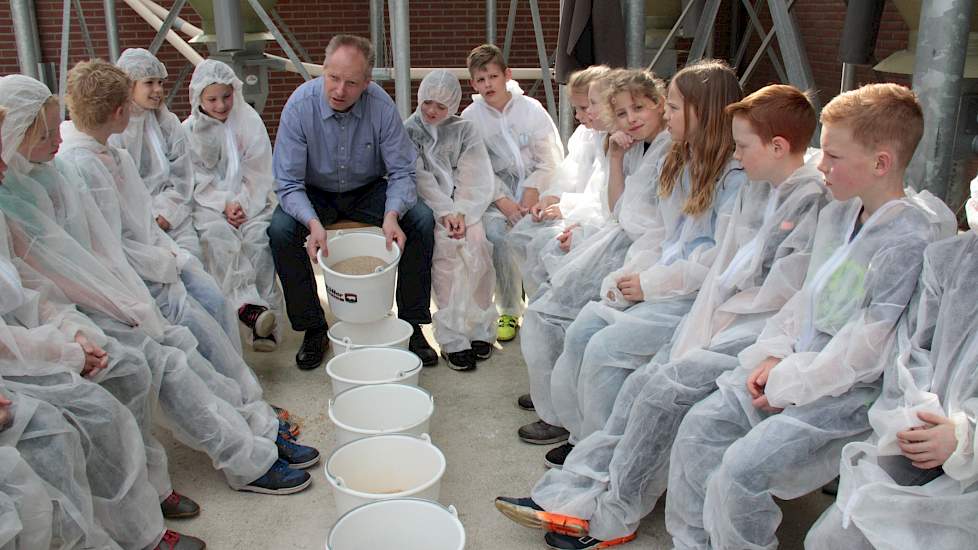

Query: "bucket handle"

xmin=341 ymin=336 xmax=353 ymax=354
xmin=325 ymin=469 xmax=346 ymax=488
xmin=418 ymin=433 xmax=432 ymax=444
xmin=448 ymin=504 xmax=459 ymax=518
xmin=396 ymin=358 xmax=423 ymax=379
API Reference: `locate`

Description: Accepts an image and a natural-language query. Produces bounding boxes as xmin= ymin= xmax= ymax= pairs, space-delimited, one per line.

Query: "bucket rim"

xmin=325 ymin=433 xmax=446 ymax=499
xmin=327 ymin=498 xmax=465 ymax=549
xmin=326 ymin=317 xmax=414 ymax=350
xmin=325 ymin=347 xmax=422 ymax=385
xmin=317 ymin=233 xmax=401 ymax=280
xmin=328 ymin=384 xmax=434 ymax=435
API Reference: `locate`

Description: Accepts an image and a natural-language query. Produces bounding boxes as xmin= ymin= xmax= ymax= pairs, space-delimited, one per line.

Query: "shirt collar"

xmin=320 ymin=81 xmax=368 ymax=121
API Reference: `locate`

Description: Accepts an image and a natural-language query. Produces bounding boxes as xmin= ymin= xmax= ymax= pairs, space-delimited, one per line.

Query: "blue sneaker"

xmin=240 ymin=459 xmax=311 ymax=495
xmin=276 ymin=432 xmax=320 ymax=469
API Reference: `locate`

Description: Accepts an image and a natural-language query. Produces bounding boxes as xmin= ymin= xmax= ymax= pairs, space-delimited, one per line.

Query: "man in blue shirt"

xmin=269 ymin=34 xmax=436 ymax=369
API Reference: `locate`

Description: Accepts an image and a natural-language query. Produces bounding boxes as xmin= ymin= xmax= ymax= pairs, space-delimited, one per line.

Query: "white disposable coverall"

xmin=404 ymin=70 xmax=497 ymax=352
xmin=666 ymin=190 xmax=956 ymax=550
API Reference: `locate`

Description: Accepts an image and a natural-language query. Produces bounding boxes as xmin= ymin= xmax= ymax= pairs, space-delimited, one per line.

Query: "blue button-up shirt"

xmin=273 ymin=78 xmax=418 ymax=227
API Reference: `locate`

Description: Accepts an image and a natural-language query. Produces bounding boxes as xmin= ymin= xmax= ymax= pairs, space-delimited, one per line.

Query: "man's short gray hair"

xmin=323 ymin=35 xmax=375 ymax=79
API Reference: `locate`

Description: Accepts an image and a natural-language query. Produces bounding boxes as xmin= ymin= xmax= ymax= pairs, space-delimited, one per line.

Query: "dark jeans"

xmin=267 ymin=180 xmax=434 ymax=331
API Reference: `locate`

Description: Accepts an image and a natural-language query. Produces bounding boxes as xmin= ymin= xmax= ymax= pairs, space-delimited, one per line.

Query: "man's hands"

xmin=440 ymin=213 xmax=467 ymax=239
xmin=306 ymin=218 xmax=329 ymax=262
xmin=496 ymin=197 xmax=526 ymax=226
xmin=556 ymin=223 xmax=580 ymax=252
xmin=75 ymin=333 xmax=108 ymax=379
xmin=898 ymin=411 xmax=958 ymax=469
xmin=382 ymin=211 xmax=407 ymax=252
xmin=747 ymin=357 xmax=784 ymax=413
xmin=530 ymin=195 xmax=562 ymax=222
xmin=615 ymin=273 xmax=645 ymax=302
xmin=155 ymin=215 xmax=171 ymax=231
xmin=225 ymin=201 xmax=247 ymax=228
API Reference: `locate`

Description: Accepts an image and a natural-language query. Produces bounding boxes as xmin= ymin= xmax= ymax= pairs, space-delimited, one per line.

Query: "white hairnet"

xmin=417 ymin=69 xmax=462 ymax=115
xmin=188 ymin=59 xmax=242 ymax=116
xmin=0 ymin=75 xmax=55 ymax=166
xmin=116 ymin=48 xmax=168 ymax=81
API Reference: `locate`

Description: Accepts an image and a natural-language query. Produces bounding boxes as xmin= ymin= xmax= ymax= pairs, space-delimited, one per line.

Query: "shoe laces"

xmin=162 ymin=492 xmax=183 ymax=507
xmin=238 ymin=304 xmax=266 ymax=326
xmin=498 ymin=316 xmax=517 ymax=328
xmin=159 ymin=530 xmax=181 ymax=549
xmin=277 ymin=433 xmax=306 ymax=454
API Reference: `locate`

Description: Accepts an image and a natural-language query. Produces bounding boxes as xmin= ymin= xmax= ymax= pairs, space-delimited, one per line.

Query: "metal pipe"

xmin=213 ymin=0 xmax=244 ymax=52
xmin=246 ymin=0 xmax=311 ymax=80
xmin=137 ymin=0 xmax=201 ymax=38
xmin=625 ymin=0 xmax=645 ymax=68
xmin=121 ymin=0 xmax=204 ymax=65
xmin=267 ymin=54 xmax=552 ymax=81
xmin=840 ymin=62 xmax=856 ymax=93
xmin=558 ymin=83 xmax=573 ymax=147
xmin=10 ymin=0 xmax=41 ymax=78
xmin=389 ymin=0 xmax=412 ymax=118
xmin=487 ymin=0 xmax=497 ymax=43
xmin=528 ymin=0 xmax=557 ymax=120
xmin=370 ymin=0 xmax=387 ymax=67
xmin=104 ymin=0 xmax=120 ymax=62
xmin=503 ymin=0 xmax=518 ymax=59
xmin=58 ymin=0 xmax=70 ymax=118
xmin=148 ymin=0 xmax=189 ymax=55
xmin=908 ymin=0 xmax=974 ymax=201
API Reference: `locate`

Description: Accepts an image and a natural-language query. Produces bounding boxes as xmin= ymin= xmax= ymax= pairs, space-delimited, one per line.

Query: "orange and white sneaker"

xmin=494 ymin=496 xmax=589 ymax=538
xmin=544 ymin=532 xmax=637 ymax=549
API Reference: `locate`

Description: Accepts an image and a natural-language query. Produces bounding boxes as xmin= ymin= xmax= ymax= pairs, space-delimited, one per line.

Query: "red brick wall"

xmin=0 ymin=0 xmax=916 ymax=138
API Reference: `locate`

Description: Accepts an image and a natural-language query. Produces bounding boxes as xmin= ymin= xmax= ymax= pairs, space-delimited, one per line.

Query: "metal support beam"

xmin=766 ymin=0 xmax=816 ymax=103
xmin=558 ymin=83 xmax=573 ymax=147
xmin=246 ymin=0 xmax=310 ymax=80
xmin=731 ymin=0 xmax=762 ymax=69
xmin=624 ymin=0 xmax=645 ymax=68
xmin=72 ymin=0 xmax=96 ymax=58
xmin=909 ymin=0 xmax=974 ymax=201
xmin=738 ymin=0 xmax=787 ymax=82
xmin=487 ymin=0 xmax=497 ymax=43
xmin=648 ymin=0 xmax=696 ymax=71
xmin=58 ymin=0 xmax=70 ymax=118
xmin=687 ymin=0 xmax=722 ymax=63
xmin=165 ymin=61 xmax=194 ymax=108
xmin=528 ymin=0 xmax=557 ymax=120
xmin=503 ymin=0 xmax=518 ymax=58
xmin=740 ymin=0 xmax=795 ymax=86
xmin=104 ymin=0 xmax=120 ymax=62
xmin=370 ymin=0 xmax=387 ymax=67
xmin=10 ymin=0 xmax=41 ymax=78
xmin=389 ymin=0 xmax=411 ymax=118
xmin=148 ymin=0 xmax=188 ymax=55
xmin=270 ymin=7 xmax=313 ymax=64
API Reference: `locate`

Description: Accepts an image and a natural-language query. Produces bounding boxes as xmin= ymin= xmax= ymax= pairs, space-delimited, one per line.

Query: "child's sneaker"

xmin=519 ymin=420 xmax=569 ymax=445
xmin=253 ymin=333 xmax=277 ymax=352
xmin=517 ymin=393 xmax=534 ymax=411
xmin=239 ymin=458 xmax=311 ymax=495
xmin=471 ymin=340 xmax=493 ymax=361
xmin=160 ymin=491 xmax=199 ymax=519
xmin=276 ymin=432 xmax=320 ymax=469
xmin=497 ymin=315 xmax=519 ymax=342
xmin=443 ymin=349 xmax=476 ymax=371
xmin=154 ymin=529 xmax=205 ymax=550
xmin=238 ymin=304 xmax=276 ymax=337
xmin=544 ymin=443 xmax=574 ymax=469
xmin=494 ymin=496 xmax=589 ymax=537
xmin=544 ymin=532 xmax=637 ymax=549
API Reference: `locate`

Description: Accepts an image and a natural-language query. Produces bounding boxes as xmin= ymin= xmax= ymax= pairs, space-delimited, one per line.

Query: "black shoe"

xmin=442 ymin=349 xmax=476 ymax=371
xmin=544 ymin=532 xmax=637 ymax=549
xmin=822 ymin=477 xmax=840 ymax=496
xmin=544 ymin=443 xmax=574 ymax=469
xmin=409 ymin=324 xmax=438 ymax=367
xmin=517 ymin=393 xmax=535 ymax=411
xmin=296 ymin=328 xmax=327 ymax=370
xmin=160 ymin=491 xmax=199 ymax=519
xmin=471 ymin=340 xmax=493 ymax=361
xmin=518 ymin=420 xmax=570 ymax=445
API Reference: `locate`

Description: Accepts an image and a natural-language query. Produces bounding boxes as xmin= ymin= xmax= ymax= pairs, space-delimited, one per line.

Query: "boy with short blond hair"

xmin=462 ymin=43 xmax=564 ymax=342
xmin=665 ymin=82 xmax=958 ymax=550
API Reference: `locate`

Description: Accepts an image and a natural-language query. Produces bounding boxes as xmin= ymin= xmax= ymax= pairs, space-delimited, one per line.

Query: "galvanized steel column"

xmin=624 ymin=0 xmax=645 ymax=68
xmin=389 ymin=0 xmax=411 ymax=119
xmin=10 ymin=0 xmax=40 ymax=78
xmin=104 ymin=0 xmax=120 ymax=62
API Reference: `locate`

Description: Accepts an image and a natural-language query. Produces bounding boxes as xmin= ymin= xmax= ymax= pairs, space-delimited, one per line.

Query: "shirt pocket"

xmin=351 ymin=141 xmax=376 ymax=177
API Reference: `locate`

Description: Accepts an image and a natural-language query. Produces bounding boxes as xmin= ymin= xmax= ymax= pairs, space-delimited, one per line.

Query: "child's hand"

xmin=225 ymin=201 xmax=246 ymax=228
xmin=748 ymin=357 xmax=783 ymax=413
xmin=496 ymin=197 xmax=525 ymax=226
xmin=520 ymin=188 xmax=541 ymax=212
xmin=608 ymin=131 xmax=635 ymax=159
xmin=616 ymin=273 xmax=644 ymax=302
xmin=897 ymin=411 xmax=958 ymax=469
xmin=556 ymin=223 xmax=580 ymax=252
xmin=75 ymin=333 xmax=108 ymax=379
xmin=440 ymin=214 xmax=466 ymax=239
xmin=155 ymin=215 xmax=171 ymax=231
xmin=530 ymin=196 xmax=561 ymax=222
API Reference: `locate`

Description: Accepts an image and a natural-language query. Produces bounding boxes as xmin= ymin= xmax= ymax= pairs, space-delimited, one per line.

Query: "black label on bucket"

xmin=325 ymin=283 xmax=359 ymax=303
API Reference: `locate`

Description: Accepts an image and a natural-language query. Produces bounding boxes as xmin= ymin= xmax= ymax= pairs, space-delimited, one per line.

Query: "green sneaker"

xmin=497 ymin=315 xmax=519 ymax=342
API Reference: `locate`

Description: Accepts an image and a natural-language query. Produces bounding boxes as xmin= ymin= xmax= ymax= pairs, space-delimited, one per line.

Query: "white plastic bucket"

xmin=317 ymin=231 xmax=401 ymax=324
xmin=327 ymin=313 xmax=413 ymax=356
xmin=328 ymin=384 xmax=434 ymax=447
xmin=326 ymin=498 xmax=465 ymax=550
xmin=325 ymin=433 xmax=446 ymax=516
xmin=325 ymin=347 xmax=422 ymax=396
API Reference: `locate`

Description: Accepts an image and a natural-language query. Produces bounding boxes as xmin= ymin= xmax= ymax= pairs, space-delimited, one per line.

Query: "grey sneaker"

xmin=518 ymin=420 xmax=569 ymax=445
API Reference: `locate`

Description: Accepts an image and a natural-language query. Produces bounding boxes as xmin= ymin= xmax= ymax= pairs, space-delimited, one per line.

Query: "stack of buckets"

xmin=318 ymin=231 xmax=465 ymax=550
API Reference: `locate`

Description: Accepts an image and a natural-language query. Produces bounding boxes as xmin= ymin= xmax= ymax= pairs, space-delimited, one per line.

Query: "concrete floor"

xmin=157 ymin=267 xmax=833 ymax=549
